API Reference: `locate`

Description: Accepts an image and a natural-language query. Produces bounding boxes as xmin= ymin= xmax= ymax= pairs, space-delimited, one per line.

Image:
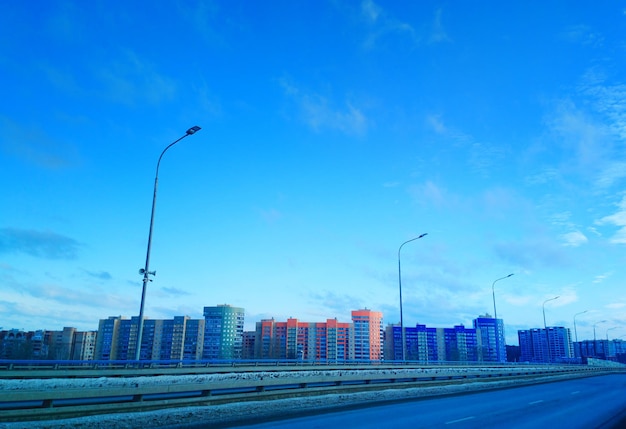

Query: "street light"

xmin=135 ymin=126 xmax=201 ymax=361
xmin=604 ymin=326 xmax=617 ymax=358
xmin=491 ymin=273 xmax=513 ymax=362
xmin=542 ymin=296 xmax=559 ymax=363
xmin=606 ymin=327 xmax=617 ymax=341
xmin=573 ymin=310 xmax=588 ymax=343
xmin=398 ymin=233 xmax=428 ymax=362
xmin=572 ymin=310 xmax=588 ymax=360
xmin=593 ymin=320 xmax=606 ymax=358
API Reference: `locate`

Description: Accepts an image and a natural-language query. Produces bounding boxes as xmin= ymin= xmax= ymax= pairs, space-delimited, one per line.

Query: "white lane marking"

xmin=529 ymin=400 xmax=544 ymax=405
xmin=571 ymin=391 xmax=580 ymax=395
xmin=445 ymin=416 xmax=476 ymax=424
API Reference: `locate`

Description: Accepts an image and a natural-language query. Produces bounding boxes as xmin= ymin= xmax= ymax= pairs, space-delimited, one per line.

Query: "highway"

xmin=214 ymin=374 xmax=626 ymax=429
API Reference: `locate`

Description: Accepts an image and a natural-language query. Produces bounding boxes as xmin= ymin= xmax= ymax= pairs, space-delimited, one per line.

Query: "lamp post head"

xmin=543 ymin=296 xmax=559 ymax=306
xmin=186 ymin=126 xmax=201 ymax=135
xmin=419 ymin=233 xmax=428 ymax=239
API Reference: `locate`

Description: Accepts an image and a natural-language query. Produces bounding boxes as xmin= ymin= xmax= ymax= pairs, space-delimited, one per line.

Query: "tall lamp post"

xmin=491 ymin=273 xmax=514 ymax=362
xmin=592 ymin=320 xmax=606 ymax=358
xmin=573 ymin=310 xmax=588 ymax=360
xmin=606 ymin=327 xmax=617 ymax=341
xmin=398 ymin=233 xmax=428 ymax=362
xmin=573 ymin=310 xmax=588 ymax=343
xmin=135 ymin=126 xmax=201 ymax=361
xmin=606 ymin=327 xmax=617 ymax=358
xmin=542 ymin=296 xmax=559 ymax=363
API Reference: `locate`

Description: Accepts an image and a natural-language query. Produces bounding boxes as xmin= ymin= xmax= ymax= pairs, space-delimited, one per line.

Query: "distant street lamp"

xmin=398 ymin=233 xmax=428 ymax=362
xmin=542 ymin=296 xmax=559 ymax=363
xmin=135 ymin=126 xmax=201 ymax=361
xmin=604 ymin=326 xmax=617 ymax=358
xmin=606 ymin=327 xmax=617 ymax=341
xmin=491 ymin=273 xmax=513 ymax=362
xmin=573 ymin=310 xmax=588 ymax=359
xmin=593 ymin=320 xmax=607 ymax=358
xmin=573 ymin=310 xmax=588 ymax=343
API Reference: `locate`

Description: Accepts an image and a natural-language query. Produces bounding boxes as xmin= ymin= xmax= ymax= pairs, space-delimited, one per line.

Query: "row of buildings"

xmin=2 ymin=306 xmax=625 ymax=364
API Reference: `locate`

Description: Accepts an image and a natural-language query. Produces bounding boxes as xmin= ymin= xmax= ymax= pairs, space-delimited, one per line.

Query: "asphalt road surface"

xmin=226 ymin=374 xmax=626 ymax=429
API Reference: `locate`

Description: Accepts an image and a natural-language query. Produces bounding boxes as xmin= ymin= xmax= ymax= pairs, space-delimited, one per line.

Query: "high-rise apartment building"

xmin=254 ymin=317 xmax=353 ymax=361
xmin=242 ymin=331 xmax=256 ymax=359
xmin=385 ymin=324 xmax=438 ymax=361
xmin=203 ymin=305 xmax=245 ymax=360
xmin=518 ymin=327 xmax=573 ymax=363
xmin=72 ymin=330 xmax=97 ymax=360
xmin=473 ymin=315 xmax=505 ymax=362
xmin=443 ymin=325 xmax=481 ymax=362
xmin=96 ymin=315 xmax=205 ymax=361
xmin=325 ymin=317 xmax=352 ymax=361
xmin=352 ymin=309 xmax=383 ymax=361
xmin=95 ymin=316 xmax=123 ymax=360
xmin=0 ymin=330 xmax=47 ymax=359
xmin=384 ymin=323 xmax=480 ymax=362
xmin=49 ymin=327 xmax=76 ymax=360
xmin=183 ymin=319 xmax=205 ymax=360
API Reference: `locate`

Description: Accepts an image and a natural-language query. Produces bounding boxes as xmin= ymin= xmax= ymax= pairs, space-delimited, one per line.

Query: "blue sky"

xmin=1 ymin=1 xmax=626 ymax=346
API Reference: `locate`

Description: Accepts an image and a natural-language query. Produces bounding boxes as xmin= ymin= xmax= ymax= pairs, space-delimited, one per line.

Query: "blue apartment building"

xmin=474 ymin=315 xmax=506 ymax=362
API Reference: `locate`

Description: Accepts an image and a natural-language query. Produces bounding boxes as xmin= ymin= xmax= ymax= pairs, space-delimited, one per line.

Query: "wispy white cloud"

xmin=96 ymin=51 xmax=178 ymax=106
xmin=408 ymin=180 xmax=448 ymax=208
xmin=549 ymin=287 xmax=579 ymax=307
xmin=606 ymin=302 xmax=626 ymax=309
xmin=493 ymin=239 xmax=570 ymax=269
xmin=426 ymin=114 xmax=509 ymax=178
xmin=559 ymin=24 xmax=604 ymax=48
xmin=467 ymin=142 xmax=508 ymax=178
xmin=178 ymin=0 xmax=224 ymax=47
xmin=596 ymin=195 xmax=626 ymax=244
xmin=546 ymin=100 xmax=611 ymax=171
xmin=426 ymin=114 xmax=448 ymax=134
xmin=360 ymin=0 xmax=420 ymax=49
xmin=309 ymin=290 xmax=365 ymax=318
xmin=524 ymin=168 xmax=562 ymax=186
xmin=592 ymin=271 xmax=613 ymax=284
xmin=360 ymin=2 xmax=450 ymax=48
xmin=503 ymin=294 xmax=533 ymax=307
xmin=428 ymin=8 xmax=451 ymax=44
xmin=0 ymin=117 xmax=80 ymax=169
xmin=361 ymin=0 xmax=382 ymax=22
xmin=280 ymin=79 xmax=368 ymax=135
xmin=560 ymin=231 xmax=588 ymax=247
xmin=596 ymin=161 xmax=626 ymax=188
xmin=580 ymin=77 xmax=626 ymax=141
xmin=574 ymin=71 xmax=626 ymax=188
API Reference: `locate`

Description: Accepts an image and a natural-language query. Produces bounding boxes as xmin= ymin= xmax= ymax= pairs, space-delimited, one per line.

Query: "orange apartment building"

xmin=255 ymin=317 xmax=352 ymax=361
xmin=352 ymin=309 xmax=384 ymax=360
xmin=255 ymin=309 xmax=383 ymax=361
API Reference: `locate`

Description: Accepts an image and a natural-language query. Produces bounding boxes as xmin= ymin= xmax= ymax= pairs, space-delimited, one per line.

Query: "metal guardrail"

xmin=0 ymin=358 xmax=584 ymax=376
xmin=0 ymin=364 xmax=621 ymax=423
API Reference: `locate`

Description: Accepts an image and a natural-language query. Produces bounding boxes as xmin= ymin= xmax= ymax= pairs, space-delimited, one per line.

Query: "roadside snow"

xmin=0 ymin=366 xmax=529 ymax=391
